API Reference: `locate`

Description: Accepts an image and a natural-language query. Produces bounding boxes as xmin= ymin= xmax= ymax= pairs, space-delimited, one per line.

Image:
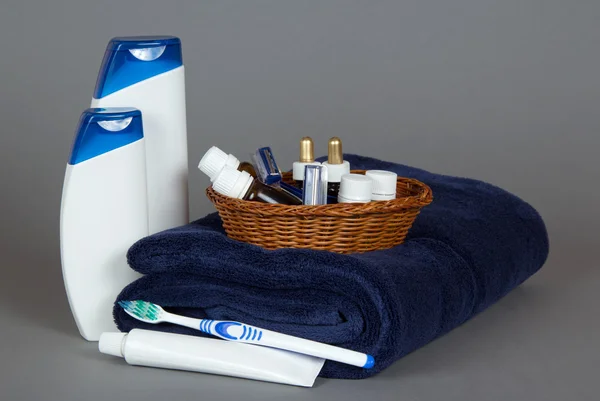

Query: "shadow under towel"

xmin=114 ymin=154 xmax=549 ymax=379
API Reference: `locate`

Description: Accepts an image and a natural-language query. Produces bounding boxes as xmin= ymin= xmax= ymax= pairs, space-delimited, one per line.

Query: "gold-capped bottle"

xmin=292 ymin=137 xmax=321 ymax=189
xmin=321 ymin=137 xmax=350 ymax=197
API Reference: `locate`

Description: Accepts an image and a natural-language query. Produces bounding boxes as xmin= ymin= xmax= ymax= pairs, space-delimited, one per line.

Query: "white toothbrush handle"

xmin=166 ymin=314 xmax=374 ymax=369
xmin=163 ymin=313 xmax=204 ymax=331
xmin=251 ymin=326 xmax=374 ymax=369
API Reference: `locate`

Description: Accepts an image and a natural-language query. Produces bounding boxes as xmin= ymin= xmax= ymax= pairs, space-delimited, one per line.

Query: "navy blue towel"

xmin=114 ymin=154 xmax=549 ymax=379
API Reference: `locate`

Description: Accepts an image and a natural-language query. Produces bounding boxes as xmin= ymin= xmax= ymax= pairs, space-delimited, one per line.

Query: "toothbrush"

xmin=119 ymin=300 xmax=375 ymax=369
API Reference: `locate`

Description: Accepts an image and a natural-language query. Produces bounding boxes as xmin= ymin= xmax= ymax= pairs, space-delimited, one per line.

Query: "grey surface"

xmin=1 ymin=1 xmax=599 ymax=400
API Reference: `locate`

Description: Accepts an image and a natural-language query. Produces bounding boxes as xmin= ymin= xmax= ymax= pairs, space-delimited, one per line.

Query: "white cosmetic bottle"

xmin=60 ymin=108 xmax=148 ymax=341
xmin=91 ymin=35 xmax=189 ymax=234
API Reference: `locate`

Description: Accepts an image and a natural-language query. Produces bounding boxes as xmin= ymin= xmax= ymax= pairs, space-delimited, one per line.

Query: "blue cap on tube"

xmin=69 ymin=107 xmax=144 ymax=165
xmin=93 ymin=35 xmax=183 ymax=98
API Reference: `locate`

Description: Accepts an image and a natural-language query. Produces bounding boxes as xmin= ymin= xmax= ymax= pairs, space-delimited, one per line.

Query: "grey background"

xmin=1 ymin=1 xmax=598 ymax=400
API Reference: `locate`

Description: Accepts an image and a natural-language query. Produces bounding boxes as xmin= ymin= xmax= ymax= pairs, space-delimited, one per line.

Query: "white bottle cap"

xmin=292 ymin=161 xmax=321 ymax=181
xmin=337 ymin=174 xmax=372 ymax=203
xmin=212 ymin=165 xmax=254 ymax=199
xmin=321 ymin=160 xmax=350 ymax=183
xmin=198 ymin=146 xmax=240 ymax=182
xmin=99 ymin=332 xmax=126 ymax=358
xmin=365 ymin=170 xmax=397 ymax=200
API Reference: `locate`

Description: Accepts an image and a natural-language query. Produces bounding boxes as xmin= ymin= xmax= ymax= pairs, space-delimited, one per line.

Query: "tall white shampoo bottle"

xmin=91 ymin=36 xmax=189 ymax=234
xmin=60 ymin=108 xmax=148 ymax=341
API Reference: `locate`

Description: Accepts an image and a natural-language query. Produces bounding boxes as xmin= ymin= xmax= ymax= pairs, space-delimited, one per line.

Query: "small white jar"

xmin=365 ymin=170 xmax=397 ymax=200
xmin=337 ymin=174 xmax=373 ymax=203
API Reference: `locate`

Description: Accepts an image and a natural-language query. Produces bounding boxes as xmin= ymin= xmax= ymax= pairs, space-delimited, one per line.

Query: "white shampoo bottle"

xmin=91 ymin=35 xmax=189 ymax=234
xmin=60 ymin=108 xmax=148 ymax=341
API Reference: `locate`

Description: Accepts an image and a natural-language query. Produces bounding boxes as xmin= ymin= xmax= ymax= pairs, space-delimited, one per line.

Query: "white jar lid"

xmin=212 ymin=165 xmax=254 ymax=199
xmin=321 ymin=160 xmax=350 ymax=183
xmin=337 ymin=173 xmax=372 ymax=203
xmin=198 ymin=146 xmax=240 ymax=182
xmin=365 ymin=170 xmax=397 ymax=198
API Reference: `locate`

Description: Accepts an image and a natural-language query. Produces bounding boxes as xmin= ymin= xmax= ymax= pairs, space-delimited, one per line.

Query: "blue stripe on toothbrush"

xmin=213 ymin=321 xmax=241 ymax=340
xmin=257 ymin=331 xmax=262 ymax=341
xmin=241 ymin=325 xmax=247 ymax=339
xmin=251 ymin=329 xmax=257 ymax=340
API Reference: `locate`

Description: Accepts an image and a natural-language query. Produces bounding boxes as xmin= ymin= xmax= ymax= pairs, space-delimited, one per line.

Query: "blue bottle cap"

xmin=93 ymin=35 xmax=183 ymax=98
xmin=107 ymin=35 xmax=181 ymax=50
xmin=302 ymin=165 xmax=328 ymax=205
xmin=69 ymin=108 xmax=144 ymax=165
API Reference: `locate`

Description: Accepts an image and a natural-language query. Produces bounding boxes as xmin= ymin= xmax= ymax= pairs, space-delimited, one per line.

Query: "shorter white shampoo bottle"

xmin=60 ymin=108 xmax=148 ymax=341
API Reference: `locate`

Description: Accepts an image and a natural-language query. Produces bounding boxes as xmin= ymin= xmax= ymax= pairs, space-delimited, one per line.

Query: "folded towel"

xmin=114 ymin=154 xmax=549 ymax=379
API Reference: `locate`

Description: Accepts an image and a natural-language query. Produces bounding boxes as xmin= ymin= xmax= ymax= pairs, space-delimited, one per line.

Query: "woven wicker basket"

xmin=206 ymin=170 xmax=433 ymax=254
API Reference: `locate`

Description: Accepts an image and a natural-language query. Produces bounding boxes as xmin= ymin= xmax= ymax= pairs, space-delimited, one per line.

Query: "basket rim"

xmin=206 ymin=170 xmax=433 ymax=217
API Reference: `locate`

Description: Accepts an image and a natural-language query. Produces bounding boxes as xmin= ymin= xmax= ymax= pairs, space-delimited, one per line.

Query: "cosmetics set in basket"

xmin=198 ymin=136 xmax=433 ymax=254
